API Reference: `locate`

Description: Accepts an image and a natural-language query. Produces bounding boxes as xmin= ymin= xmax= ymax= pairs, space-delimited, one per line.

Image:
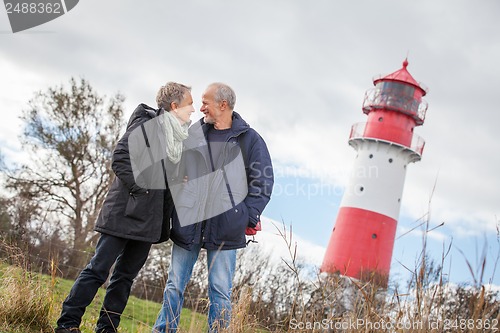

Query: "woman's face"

xmin=172 ymin=93 xmax=194 ymax=124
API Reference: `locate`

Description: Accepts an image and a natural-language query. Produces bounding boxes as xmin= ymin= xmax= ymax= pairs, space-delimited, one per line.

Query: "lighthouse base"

xmin=321 ymin=207 xmax=397 ymax=286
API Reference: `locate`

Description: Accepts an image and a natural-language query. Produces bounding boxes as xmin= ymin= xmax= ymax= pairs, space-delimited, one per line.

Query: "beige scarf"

xmin=162 ymin=111 xmax=189 ymax=163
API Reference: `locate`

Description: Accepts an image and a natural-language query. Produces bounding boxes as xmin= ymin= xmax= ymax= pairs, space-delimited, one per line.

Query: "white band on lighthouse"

xmin=340 ymin=139 xmax=415 ymax=221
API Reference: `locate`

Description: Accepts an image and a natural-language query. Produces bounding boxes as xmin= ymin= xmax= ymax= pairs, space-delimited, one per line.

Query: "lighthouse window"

xmin=378 ymin=81 xmax=415 ymax=97
xmin=378 ymin=117 xmax=383 ymax=122
xmin=359 ymin=186 xmax=364 ymax=192
xmin=372 ymin=233 xmax=377 ymax=239
xmin=388 ymin=158 xmax=393 ymax=163
xmin=369 ymin=154 xmax=373 ymax=159
xmin=376 ymin=81 xmax=416 ymax=111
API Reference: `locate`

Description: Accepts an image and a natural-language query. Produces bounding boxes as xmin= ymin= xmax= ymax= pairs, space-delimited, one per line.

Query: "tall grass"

xmin=0 ymin=265 xmax=54 ymax=332
xmin=223 ymin=219 xmax=500 ymax=332
xmin=0 ymin=243 xmax=56 ymax=333
xmin=1 ymin=216 xmax=500 ymax=332
xmin=0 ymin=241 xmax=208 ymax=333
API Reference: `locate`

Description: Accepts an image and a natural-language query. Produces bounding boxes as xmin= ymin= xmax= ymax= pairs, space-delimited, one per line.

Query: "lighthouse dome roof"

xmin=373 ymin=59 xmax=427 ymax=96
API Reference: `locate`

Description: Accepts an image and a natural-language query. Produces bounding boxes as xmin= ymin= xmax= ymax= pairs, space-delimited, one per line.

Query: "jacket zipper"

xmin=198 ymin=129 xmax=248 ymax=244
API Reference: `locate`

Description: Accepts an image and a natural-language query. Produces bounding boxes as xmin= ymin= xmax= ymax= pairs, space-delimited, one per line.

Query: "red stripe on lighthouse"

xmin=364 ymin=110 xmax=416 ymax=147
xmin=321 ymin=207 xmax=397 ymax=281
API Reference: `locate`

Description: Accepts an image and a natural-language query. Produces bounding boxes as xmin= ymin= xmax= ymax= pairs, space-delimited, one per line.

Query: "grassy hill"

xmin=0 ymin=263 xmax=207 ymax=333
xmin=2 ymin=243 xmax=498 ymax=333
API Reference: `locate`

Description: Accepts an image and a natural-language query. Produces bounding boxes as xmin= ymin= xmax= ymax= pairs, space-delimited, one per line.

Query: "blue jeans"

xmin=153 ymin=243 xmax=237 ymax=333
xmin=56 ymin=233 xmax=151 ymax=332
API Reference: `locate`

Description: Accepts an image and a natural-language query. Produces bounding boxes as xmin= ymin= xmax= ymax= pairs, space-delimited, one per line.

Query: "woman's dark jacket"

xmin=95 ymin=104 xmax=173 ymax=243
xmin=169 ymin=111 xmax=274 ymax=250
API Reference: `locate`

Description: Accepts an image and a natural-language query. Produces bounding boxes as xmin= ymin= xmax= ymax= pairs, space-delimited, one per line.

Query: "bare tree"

xmin=6 ymin=78 xmax=124 ymax=273
xmin=0 ymin=196 xmax=11 ymax=239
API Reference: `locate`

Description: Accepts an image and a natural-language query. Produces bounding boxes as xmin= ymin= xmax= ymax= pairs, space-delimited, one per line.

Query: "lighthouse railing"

xmin=349 ymin=122 xmax=425 ymax=156
xmin=362 ymin=88 xmax=428 ymax=125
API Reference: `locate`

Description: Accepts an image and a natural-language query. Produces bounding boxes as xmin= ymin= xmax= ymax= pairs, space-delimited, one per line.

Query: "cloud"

xmin=1 ymin=0 xmax=499 ymax=245
xmin=257 ymin=216 xmax=325 ymax=267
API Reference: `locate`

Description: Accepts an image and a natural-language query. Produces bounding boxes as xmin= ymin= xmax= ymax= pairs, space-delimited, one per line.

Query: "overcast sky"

xmin=1 ymin=0 xmax=499 ymax=285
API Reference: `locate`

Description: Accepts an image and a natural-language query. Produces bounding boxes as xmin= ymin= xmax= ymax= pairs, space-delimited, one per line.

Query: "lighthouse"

xmin=321 ymin=60 xmax=428 ymax=285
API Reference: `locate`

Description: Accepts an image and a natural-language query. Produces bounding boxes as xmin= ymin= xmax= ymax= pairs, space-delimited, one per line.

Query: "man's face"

xmin=174 ymin=93 xmax=194 ymax=124
xmin=200 ymin=86 xmax=222 ymax=124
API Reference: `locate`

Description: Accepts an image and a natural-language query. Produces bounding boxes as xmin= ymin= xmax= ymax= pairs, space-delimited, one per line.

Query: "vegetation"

xmin=0 ymin=261 xmax=207 ymax=333
xmin=1 ymin=220 xmax=499 ymax=333
xmin=2 ymin=180 xmax=500 ymax=333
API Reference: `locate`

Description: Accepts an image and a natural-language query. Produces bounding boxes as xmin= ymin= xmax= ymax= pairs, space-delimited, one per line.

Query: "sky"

xmin=1 ymin=0 xmax=499 ymax=286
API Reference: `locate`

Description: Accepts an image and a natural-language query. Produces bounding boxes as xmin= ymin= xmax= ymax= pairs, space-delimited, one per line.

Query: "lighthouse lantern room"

xmin=321 ymin=60 xmax=428 ymax=285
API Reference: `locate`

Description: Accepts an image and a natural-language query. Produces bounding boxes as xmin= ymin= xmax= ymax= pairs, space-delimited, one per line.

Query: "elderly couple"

xmin=54 ymin=82 xmax=274 ymax=333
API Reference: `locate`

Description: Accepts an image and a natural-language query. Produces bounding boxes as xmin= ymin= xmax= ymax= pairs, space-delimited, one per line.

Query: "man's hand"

xmin=245 ymin=221 xmax=262 ymax=236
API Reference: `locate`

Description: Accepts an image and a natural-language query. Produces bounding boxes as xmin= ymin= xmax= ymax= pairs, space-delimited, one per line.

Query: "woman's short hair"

xmin=156 ymin=82 xmax=191 ymax=111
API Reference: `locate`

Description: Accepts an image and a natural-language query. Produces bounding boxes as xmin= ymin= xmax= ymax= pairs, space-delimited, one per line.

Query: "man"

xmin=55 ymin=82 xmax=194 ymax=333
xmin=153 ymin=82 xmax=274 ymax=333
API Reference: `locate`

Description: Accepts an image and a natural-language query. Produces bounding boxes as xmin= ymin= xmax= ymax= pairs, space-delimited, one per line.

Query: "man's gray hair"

xmin=209 ymin=82 xmax=236 ymax=110
xmin=156 ymin=82 xmax=191 ymax=111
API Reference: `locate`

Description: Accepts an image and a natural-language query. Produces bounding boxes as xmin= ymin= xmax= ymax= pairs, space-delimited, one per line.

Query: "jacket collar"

xmin=126 ymin=104 xmax=157 ymax=128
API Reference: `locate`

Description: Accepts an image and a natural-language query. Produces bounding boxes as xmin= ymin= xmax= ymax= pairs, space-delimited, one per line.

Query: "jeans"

xmin=56 ymin=233 xmax=152 ymax=332
xmin=153 ymin=243 xmax=237 ymax=333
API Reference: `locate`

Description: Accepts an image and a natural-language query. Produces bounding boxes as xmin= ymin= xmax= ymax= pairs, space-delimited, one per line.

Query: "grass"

xmin=1 ymin=252 xmax=500 ymax=333
xmin=0 ymin=263 xmax=54 ymax=332
xmin=1 ymin=217 xmax=500 ymax=332
xmin=0 ymin=262 xmax=207 ymax=333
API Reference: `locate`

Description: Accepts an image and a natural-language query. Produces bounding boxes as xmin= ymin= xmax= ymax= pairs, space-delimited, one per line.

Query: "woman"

xmin=55 ymin=82 xmax=194 ymax=333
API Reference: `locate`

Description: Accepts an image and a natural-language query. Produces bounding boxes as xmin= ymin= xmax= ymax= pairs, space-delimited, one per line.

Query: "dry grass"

xmin=0 ymin=244 xmax=56 ymax=333
xmin=1 ymin=217 xmax=499 ymax=333
xmin=222 ymin=219 xmax=500 ymax=332
xmin=0 ymin=266 xmax=54 ymax=332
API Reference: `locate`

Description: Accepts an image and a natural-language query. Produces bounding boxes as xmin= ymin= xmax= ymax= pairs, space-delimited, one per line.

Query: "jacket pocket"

xmin=125 ymin=190 xmax=153 ymax=221
xmin=173 ymin=189 xmax=200 ymax=227
xmin=214 ymin=201 xmax=249 ymax=244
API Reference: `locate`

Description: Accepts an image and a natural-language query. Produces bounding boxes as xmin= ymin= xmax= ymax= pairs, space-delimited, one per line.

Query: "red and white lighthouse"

xmin=321 ymin=60 xmax=428 ymax=285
